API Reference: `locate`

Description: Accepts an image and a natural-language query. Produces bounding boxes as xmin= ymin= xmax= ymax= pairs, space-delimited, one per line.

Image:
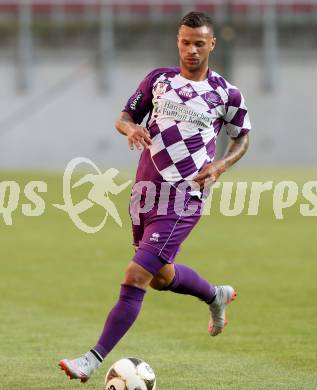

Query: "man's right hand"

xmin=126 ymin=124 xmax=153 ymax=151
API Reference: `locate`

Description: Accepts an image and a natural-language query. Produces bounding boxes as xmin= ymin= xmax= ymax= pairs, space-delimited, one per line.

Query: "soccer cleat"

xmin=208 ymin=285 xmax=237 ymax=337
xmin=59 ymin=352 xmax=101 ymax=383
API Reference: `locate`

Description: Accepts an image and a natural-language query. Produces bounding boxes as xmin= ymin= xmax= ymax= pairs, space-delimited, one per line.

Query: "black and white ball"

xmin=105 ymin=357 xmax=156 ymax=390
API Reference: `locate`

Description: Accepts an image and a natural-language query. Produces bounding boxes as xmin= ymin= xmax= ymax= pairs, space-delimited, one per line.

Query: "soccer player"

xmin=59 ymin=11 xmax=251 ymax=383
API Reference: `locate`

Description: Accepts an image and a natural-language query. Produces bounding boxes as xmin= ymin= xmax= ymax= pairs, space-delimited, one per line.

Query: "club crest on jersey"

xmin=179 ymin=85 xmax=194 ymax=98
xmin=203 ymin=91 xmax=222 ymax=107
xmin=153 ymin=81 xmax=169 ymax=97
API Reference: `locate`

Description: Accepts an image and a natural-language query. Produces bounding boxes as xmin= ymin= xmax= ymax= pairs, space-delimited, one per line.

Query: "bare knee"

xmin=123 ymin=261 xmax=153 ymax=289
xmin=150 ymin=276 xmax=169 ymax=290
xmin=150 ymin=263 xmax=175 ymax=291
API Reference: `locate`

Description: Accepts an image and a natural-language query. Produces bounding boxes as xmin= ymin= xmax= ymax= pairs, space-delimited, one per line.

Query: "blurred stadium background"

xmin=0 ymin=0 xmax=316 ymax=168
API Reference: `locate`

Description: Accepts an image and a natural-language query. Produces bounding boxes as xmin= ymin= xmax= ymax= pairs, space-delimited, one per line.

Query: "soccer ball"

xmin=105 ymin=357 xmax=156 ymax=390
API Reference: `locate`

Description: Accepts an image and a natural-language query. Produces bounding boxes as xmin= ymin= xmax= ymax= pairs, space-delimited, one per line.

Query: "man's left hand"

xmin=193 ymin=159 xmax=227 ymax=190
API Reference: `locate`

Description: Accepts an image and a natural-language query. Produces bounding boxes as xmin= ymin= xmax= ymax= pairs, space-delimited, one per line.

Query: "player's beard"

xmin=181 ymin=57 xmax=209 ymax=75
xmin=181 ymin=59 xmax=201 ymax=72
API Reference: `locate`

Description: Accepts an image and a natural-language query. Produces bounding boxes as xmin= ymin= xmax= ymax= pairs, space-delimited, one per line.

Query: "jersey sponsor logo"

xmin=179 ymin=85 xmax=194 ymax=98
xmin=129 ymin=91 xmax=144 ymax=111
xmin=153 ymin=99 xmax=212 ymax=128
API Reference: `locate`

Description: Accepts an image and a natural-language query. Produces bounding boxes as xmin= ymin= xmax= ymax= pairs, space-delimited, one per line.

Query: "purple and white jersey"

xmin=123 ymin=67 xmax=251 ymax=189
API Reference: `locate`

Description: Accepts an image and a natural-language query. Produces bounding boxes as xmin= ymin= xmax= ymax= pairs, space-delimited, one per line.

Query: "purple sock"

xmin=93 ymin=284 xmax=145 ymax=358
xmin=163 ymin=264 xmax=216 ymax=303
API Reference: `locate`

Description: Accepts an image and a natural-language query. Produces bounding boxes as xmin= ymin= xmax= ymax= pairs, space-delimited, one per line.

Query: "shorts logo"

xmin=129 ymin=91 xmax=144 ymax=111
xmin=179 ymin=85 xmax=194 ymax=98
xmin=150 ymin=232 xmax=160 ymax=242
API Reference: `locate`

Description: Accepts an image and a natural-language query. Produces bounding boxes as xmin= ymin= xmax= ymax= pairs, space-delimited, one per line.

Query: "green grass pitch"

xmin=0 ymin=168 xmax=316 ymax=389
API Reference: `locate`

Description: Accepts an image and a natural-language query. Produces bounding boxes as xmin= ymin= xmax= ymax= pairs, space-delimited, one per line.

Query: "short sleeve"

xmin=223 ymin=87 xmax=251 ymax=138
xmin=122 ymin=70 xmax=156 ymax=125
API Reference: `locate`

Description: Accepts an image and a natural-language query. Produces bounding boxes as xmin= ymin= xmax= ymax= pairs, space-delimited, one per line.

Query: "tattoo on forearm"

xmin=223 ymin=135 xmax=249 ymax=169
xmin=115 ymin=112 xmax=135 ymax=136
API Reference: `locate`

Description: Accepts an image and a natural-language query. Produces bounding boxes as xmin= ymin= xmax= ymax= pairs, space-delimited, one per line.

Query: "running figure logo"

xmin=54 ymin=157 xmax=131 ymax=233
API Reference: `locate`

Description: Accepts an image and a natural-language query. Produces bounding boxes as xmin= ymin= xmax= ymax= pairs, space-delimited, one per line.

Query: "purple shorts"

xmin=129 ymin=190 xmax=203 ymax=274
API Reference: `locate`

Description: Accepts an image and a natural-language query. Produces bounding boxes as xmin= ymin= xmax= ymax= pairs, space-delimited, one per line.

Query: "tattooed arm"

xmin=222 ymin=133 xmax=249 ymax=169
xmin=194 ymin=133 xmax=249 ymax=189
